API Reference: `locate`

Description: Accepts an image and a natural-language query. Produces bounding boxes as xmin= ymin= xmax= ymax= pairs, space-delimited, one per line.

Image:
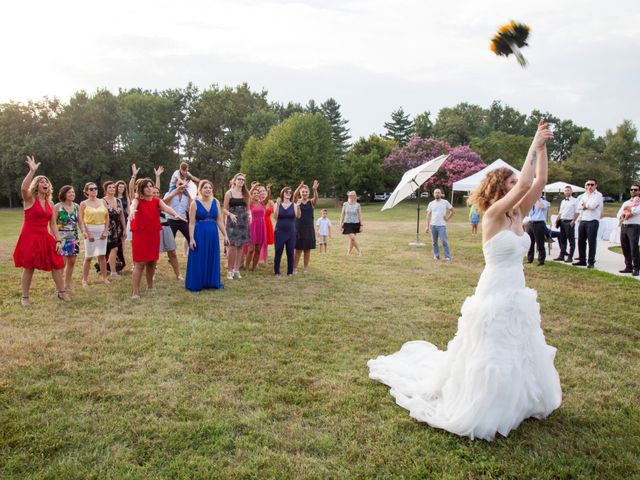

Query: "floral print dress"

xmin=56 ymin=203 xmax=80 ymax=256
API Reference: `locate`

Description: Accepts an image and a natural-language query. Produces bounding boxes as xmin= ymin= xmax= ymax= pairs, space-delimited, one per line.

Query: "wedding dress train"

xmin=368 ymin=230 xmax=562 ymax=441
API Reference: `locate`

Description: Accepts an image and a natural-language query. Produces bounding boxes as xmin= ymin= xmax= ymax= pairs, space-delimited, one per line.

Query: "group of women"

xmin=12 ymin=158 xmax=364 ymax=303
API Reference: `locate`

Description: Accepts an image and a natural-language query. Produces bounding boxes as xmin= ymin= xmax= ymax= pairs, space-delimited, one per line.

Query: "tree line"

xmin=1 ymin=84 xmax=638 ymax=207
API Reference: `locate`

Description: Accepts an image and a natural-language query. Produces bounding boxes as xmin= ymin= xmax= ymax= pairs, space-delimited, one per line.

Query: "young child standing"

xmin=316 ymin=209 xmax=332 ymax=254
xmin=469 ymin=204 xmax=480 ymax=236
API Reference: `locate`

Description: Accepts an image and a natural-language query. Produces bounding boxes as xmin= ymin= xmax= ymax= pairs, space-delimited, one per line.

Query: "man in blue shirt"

xmin=527 ymin=195 xmax=550 ymax=265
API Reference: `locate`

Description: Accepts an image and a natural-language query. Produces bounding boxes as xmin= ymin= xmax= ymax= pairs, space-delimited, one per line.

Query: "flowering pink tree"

xmin=423 ymin=145 xmax=486 ymax=192
xmin=384 ymin=138 xmax=485 ymax=194
xmin=384 ymin=137 xmax=450 ymax=178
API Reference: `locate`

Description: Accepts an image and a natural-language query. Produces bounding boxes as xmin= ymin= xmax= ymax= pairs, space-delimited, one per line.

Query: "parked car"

xmin=374 ymin=192 xmax=391 ymax=201
xmin=602 ymin=195 xmax=616 ymax=203
xmin=420 ymin=192 xmax=430 ymax=198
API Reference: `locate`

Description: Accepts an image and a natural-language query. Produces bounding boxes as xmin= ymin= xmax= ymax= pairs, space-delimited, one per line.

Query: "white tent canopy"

xmin=451 ymin=159 xmax=520 ymax=193
xmin=543 ymin=181 xmax=585 ymax=193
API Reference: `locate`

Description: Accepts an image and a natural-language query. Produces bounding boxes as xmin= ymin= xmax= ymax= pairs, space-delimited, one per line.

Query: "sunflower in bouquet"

xmin=490 ymin=21 xmax=531 ymax=67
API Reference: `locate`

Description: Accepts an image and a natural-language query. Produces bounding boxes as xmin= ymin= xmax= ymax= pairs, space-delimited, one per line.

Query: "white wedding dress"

xmin=368 ymin=230 xmax=562 ymax=441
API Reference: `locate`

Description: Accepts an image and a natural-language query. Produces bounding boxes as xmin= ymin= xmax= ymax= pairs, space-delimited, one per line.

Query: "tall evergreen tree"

xmin=320 ymin=98 xmax=350 ymax=158
xmin=305 ymin=99 xmax=320 ymax=114
xmin=384 ymin=107 xmax=414 ymax=146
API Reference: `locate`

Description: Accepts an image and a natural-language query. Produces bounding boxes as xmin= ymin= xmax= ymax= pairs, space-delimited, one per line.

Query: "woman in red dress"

xmin=13 ymin=156 xmax=69 ymax=305
xmin=129 ymin=177 xmax=186 ymax=299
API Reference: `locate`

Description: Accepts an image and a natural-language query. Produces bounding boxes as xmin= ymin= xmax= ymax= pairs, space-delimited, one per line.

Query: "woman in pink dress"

xmin=245 ymin=182 xmax=267 ymax=271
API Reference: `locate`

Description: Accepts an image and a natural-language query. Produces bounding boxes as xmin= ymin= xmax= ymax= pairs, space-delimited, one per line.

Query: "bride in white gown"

xmin=368 ymin=122 xmax=561 ymax=441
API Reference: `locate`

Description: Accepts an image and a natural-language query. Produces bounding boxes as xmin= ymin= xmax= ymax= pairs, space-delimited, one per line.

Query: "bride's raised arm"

xmin=485 ymin=122 xmax=552 ymax=219
xmin=515 ymin=123 xmax=552 ymax=216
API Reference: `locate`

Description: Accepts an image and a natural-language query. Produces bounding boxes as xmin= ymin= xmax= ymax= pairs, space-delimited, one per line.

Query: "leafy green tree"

xmin=470 ymin=131 xmax=531 ymax=168
xmin=118 ymin=89 xmax=184 ymax=179
xmin=384 ymin=107 xmax=414 ymax=146
xmin=525 ymin=110 xmax=589 ymax=162
xmin=603 ymin=120 xmax=640 ymax=195
xmin=336 ymin=135 xmax=396 ymax=199
xmin=320 ymin=98 xmax=351 ymax=158
xmin=56 ymin=90 xmax=129 ymax=189
xmin=547 ymin=162 xmax=572 ymax=183
xmin=486 ymin=100 xmax=527 ymax=135
xmin=185 ymin=83 xmax=270 ymax=191
xmin=230 ymin=109 xmax=280 ymax=173
xmin=240 ymin=113 xmax=335 ymax=189
xmin=0 ymin=99 xmax=64 ymax=206
xmin=564 ymin=131 xmax=620 ymax=194
xmin=413 ymin=111 xmax=433 ymax=138
xmin=432 ymin=102 xmax=486 ymax=146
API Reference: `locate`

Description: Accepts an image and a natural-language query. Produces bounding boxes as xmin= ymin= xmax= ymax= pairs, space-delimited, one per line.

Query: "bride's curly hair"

xmin=467 ymin=167 xmax=516 ymax=213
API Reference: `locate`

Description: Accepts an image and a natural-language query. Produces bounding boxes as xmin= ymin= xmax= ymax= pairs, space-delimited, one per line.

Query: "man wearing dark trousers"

xmin=527 ymin=196 xmax=550 ymax=265
xmin=573 ymin=179 xmax=603 ymax=268
xmin=617 ymin=183 xmax=640 ymax=276
xmin=554 ymin=185 xmax=578 ymax=262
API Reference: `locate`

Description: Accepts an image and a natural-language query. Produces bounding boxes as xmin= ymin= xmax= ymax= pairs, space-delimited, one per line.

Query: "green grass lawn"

xmin=1 ymin=202 xmax=639 ymax=479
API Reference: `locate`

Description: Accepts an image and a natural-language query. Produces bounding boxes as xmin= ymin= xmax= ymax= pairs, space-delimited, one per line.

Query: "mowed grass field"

xmin=0 ymin=201 xmax=638 ymax=479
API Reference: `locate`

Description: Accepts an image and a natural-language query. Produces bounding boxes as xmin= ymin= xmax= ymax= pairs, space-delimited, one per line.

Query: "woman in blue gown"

xmin=185 ymin=180 xmax=229 ymax=292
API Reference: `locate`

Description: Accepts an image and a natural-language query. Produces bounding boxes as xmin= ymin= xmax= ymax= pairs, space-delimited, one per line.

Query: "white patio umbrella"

xmin=381 ymin=154 xmax=448 ymax=246
xmin=543 ymin=181 xmax=585 ymax=193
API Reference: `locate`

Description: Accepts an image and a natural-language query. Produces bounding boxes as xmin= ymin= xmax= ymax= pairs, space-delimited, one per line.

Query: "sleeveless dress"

xmin=105 ymin=198 xmax=124 ymax=253
xmin=368 ymin=230 xmax=562 ymax=441
xmin=295 ymin=201 xmax=316 ymax=250
xmin=264 ymin=202 xmax=274 ymax=245
xmin=130 ymin=197 xmax=161 ymax=263
xmin=185 ymin=199 xmax=223 ymax=292
xmin=14 ymin=200 xmax=64 ymax=271
xmin=249 ymin=202 xmax=267 ymax=245
xmin=56 ymin=203 xmax=80 ymax=256
xmin=260 ymin=202 xmax=275 ymax=261
xmin=226 ymin=196 xmax=250 ymax=247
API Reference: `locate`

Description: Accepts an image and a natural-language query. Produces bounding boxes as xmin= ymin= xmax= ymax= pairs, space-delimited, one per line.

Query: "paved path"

xmin=549 ymin=239 xmax=639 ymax=280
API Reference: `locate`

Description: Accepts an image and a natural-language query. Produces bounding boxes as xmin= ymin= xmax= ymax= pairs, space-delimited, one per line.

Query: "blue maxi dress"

xmin=185 ymin=199 xmax=224 ymax=292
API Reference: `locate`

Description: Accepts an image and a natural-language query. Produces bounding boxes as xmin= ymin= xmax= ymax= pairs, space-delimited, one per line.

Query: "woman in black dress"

xmin=293 ymin=180 xmax=319 ymax=273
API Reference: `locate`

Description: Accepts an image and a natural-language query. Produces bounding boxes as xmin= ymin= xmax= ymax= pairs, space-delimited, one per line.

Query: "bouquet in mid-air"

xmin=490 ymin=21 xmax=531 ymax=67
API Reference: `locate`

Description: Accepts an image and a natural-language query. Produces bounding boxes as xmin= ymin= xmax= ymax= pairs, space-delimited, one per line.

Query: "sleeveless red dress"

xmin=265 ymin=202 xmax=274 ymax=245
xmin=130 ymin=197 xmax=161 ymax=262
xmin=13 ymin=200 xmax=64 ymax=271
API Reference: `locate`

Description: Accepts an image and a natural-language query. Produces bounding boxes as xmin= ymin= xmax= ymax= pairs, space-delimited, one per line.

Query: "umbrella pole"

xmin=409 ymin=182 xmax=425 ymax=247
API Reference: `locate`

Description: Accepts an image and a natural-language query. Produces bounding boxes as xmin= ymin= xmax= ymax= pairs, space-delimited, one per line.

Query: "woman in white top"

xmin=339 ymin=191 xmax=363 ymax=256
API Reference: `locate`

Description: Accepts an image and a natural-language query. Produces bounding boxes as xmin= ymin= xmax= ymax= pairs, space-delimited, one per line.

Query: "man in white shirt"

xmin=425 ymin=189 xmax=455 ymax=261
xmin=573 ymin=178 xmax=604 ymax=268
xmin=554 ymin=186 xmax=579 ymax=262
xmin=616 ymin=183 xmax=640 ymax=276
